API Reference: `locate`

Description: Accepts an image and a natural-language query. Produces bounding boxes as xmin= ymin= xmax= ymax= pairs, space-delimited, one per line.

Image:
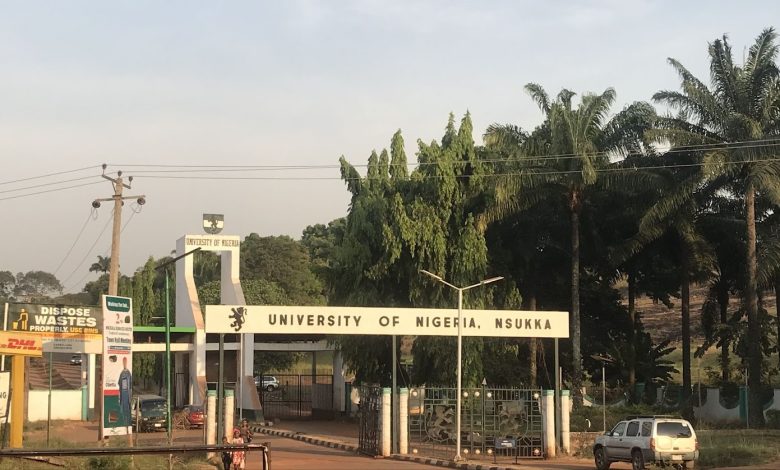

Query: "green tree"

xmin=89 ymin=255 xmax=111 ymax=274
xmin=484 ymin=85 xmax=654 ymax=402
xmin=241 ymin=234 xmax=325 ymax=305
xmin=332 ymin=113 xmax=496 ymax=386
xmin=13 ymin=271 xmax=63 ymax=300
xmin=651 ymin=28 xmax=780 ymax=425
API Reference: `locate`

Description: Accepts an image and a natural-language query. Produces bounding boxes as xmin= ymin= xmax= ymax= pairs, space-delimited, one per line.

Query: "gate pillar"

xmin=560 ymin=390 xmax=570 ymax=454
xmin=399 ymin=388 xmax=408 ymax=454
xmin=542 ymin=389 xmax=556 ymax=458
xmin=381 ymin=387 xmax=391 ymax=456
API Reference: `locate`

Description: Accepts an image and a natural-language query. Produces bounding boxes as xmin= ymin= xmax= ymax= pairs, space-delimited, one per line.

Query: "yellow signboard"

xmin=0 ymin=331 xmax=43 ymax=356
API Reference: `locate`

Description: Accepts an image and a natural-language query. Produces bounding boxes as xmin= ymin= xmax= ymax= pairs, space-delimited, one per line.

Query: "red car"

xmin=179 ymin=405 xmax=205 ymax=428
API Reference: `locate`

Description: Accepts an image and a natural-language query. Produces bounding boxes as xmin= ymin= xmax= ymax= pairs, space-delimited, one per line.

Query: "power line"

xmin=111 ymin=137 xmax=780 ymax=170
xmin=0 ymin=165 xmax=101 ymax=186
xmin=0 ymin=180 xmax=105 ymax=202
xmin=126 ymin=156 xmax=780 ymax=181
xmin=60 ymin=209 xmax=113 ymax=287
xmin=52 ymin=208 xmax=98 ymax=276
xmin=0 ymin=175 xmax=102 ymax=194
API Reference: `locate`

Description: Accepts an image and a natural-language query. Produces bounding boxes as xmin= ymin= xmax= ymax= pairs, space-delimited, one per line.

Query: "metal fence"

xmin=357 ymin=385 xmax=382 ymax=456
xmin=260 ymin=374 xmax=334 ymax=420
xmin=408 ymin=387 xmax=543 ymax=461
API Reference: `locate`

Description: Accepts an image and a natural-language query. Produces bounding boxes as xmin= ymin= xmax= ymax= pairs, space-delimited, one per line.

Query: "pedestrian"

xmin=240 ymin=418 xmax=253 ymax=444
xmin=231 ymin=427 xmax=246 ymax=470
xmin=221 ymin=436 xmax=232 ymax=470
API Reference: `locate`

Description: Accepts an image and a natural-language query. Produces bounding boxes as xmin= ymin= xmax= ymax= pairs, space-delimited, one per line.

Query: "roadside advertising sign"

xmin=5 ymin=303 xmax=102 ymax=354
xmin=0 ymin=371 xmax=9 ymax=419
xmin=0 ymin=330 xmax=44 ymax=356
xmin=101 ymin=295 xmax=133 ymax=437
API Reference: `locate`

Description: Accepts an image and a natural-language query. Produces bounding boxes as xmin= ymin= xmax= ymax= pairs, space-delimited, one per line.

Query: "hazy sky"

xmin=1 ymin=1 xmax=778 ymax=293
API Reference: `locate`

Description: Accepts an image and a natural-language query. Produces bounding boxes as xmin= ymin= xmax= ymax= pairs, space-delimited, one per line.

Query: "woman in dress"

xmin=231 ymin=427 xmax=246 ymax=469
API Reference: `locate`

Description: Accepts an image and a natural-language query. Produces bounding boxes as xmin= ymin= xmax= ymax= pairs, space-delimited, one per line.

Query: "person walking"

xmin=231 ymin=427 xmax=246 ymax=470
xmin=239 ymin=418 xmax=253 ymax=444
xmin=221 ymin=436 xmax=233 ymax=470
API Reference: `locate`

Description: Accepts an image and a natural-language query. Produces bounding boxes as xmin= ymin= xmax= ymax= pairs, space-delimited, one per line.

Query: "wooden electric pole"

xmin=93 ymin=166 xmax=145 ymax=295
xmin=92 ymin=164 xmax=146 ymax=441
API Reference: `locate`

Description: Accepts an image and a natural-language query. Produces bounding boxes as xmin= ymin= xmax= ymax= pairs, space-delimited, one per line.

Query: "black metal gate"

xmin=408 ymin=387 xmax=544 ymax=461
xmin=260 ymin=374 xmax=334 ymax=420
xmin=357 ymin=385 xmax=382 ymax=456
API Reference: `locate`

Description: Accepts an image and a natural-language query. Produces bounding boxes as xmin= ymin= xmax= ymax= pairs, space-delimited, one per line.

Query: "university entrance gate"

xmin=205 ymin=304 xmax=568 ymax=458
xmin=408 ymin=386 xmax=543 ymax=460
xmin=259 ymin=374 xmax=334 ymax=420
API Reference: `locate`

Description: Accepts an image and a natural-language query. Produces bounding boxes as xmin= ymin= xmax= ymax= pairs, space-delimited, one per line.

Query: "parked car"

xmin=70 ymin=354 xmax=82 ymax=365
xmin=254 ymin=375 xmax=280 ymax=392
xmin=131 ymin=395 xmax=168 ymax=432
xmin=593 ymin=415 xmax=698 ymax=470
xmin=179 ymin=404 xmax=205 ymax=428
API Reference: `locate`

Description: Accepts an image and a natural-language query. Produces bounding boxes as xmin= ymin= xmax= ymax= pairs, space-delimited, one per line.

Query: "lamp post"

xmin=157 ymin=247 xmax=202 ymax=447
xmin=420 ymin=270 xmax=503 ymax=462
xmin=590 ymin=354 xmax=614 ymax=433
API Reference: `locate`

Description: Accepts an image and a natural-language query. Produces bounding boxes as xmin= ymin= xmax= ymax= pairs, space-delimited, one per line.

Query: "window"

xmin=656 ymin=422 xmax=692 ymax=438
xmin=641 ymin=422 xmax=652 ymax=437
xmin=611 ymin=422 xmax=627 ymax=437
xmin=626 ymin=421 xmax=639 ymax=437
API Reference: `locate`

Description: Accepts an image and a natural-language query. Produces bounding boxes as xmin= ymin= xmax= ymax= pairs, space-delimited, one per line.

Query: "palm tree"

xmin=89 ymin=255 xmax=111 ymax=274
xmin=484 ymin=84 xmax=655 ymax=402
xmin=652 ymin=28 xmax=780 ymax=425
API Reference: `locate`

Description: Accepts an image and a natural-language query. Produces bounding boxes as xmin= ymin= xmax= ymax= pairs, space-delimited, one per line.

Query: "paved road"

xmin=255 ymin=434 xmax=435 ymax=470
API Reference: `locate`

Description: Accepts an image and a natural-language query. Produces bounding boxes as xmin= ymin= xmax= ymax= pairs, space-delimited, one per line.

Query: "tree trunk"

xmin=776 ymin=275 xmax=780 ymax=370
xmin=680 ymin=243 xmax=693 ymax=420
xmin=524 ymin=293 xmax=538 ymax=388
xmin=717 ymin=285 xmax=730 ymax=383
xmin=627 ymin=270 xmax=637 ymax=389
xmin=571 ymin=207 xmax=582 ymax=405
xmin=745 ymin=183 xmax=764 ymax=426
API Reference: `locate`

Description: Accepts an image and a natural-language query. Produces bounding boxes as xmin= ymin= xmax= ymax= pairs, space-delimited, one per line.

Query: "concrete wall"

xmin=28 ymin=390 xmax=83 ymax=421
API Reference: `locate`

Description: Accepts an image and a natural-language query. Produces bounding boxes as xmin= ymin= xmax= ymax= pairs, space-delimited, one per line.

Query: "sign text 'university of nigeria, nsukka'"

xmin=205 ymin=306 xmax=569 ymax=338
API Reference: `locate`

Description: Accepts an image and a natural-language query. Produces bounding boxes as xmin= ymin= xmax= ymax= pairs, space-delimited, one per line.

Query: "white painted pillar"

xmin=206 ymin=390 xmax=217 ymax=458
xmin=561 ymin=390 xmax=570 ymax=454
xmin=542 ymin=389 xmax=556 ymax=458
xmin=332 ymin=351 xmax=346 ymax=413
xmin=399 ymin=388 xmax=409 ymax=454
xmin=381 ymin=387 xmax=391 ymax=457
xmin=224 ymin=389 xmax=235 ymax=440
xmin=88 ymin=353 xmax=96 ymax=414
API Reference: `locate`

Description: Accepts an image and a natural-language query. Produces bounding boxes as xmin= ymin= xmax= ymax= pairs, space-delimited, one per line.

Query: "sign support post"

xmin=9 ymin=355 xmax=24 ymax=448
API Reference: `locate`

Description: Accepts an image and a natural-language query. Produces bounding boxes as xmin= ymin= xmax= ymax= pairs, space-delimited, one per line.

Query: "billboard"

xmin=101 ymin=295 xmax=133 ymax=437
xmin=205 ymin=305 xmax=570 ymax=338
xmin=5 ymin=303 xmax=102 ymax=353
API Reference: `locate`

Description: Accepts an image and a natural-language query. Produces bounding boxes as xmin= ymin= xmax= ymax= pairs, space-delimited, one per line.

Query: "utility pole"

xmin=92 ymin=164 xmax=146 ymax=295
xmin=92 ymin=164 xmax=146 ymax=442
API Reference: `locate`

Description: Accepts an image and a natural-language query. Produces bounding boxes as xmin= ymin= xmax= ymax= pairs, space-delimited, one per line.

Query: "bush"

xmin=87 ymin=456 xmax=132 ymax=470
xmin=570 ymin=404 xmax=667 ymax=432
xmin=767 ymin=410 xmax=780 ymax=429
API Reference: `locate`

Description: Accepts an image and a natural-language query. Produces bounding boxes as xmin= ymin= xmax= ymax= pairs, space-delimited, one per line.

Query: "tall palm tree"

xmin=485 ymin=84 xmax=655 ymax=402
xmin=652 ymin=28 xmax=780 ymax=425
xmin=89 ymin=255 xmax=111 ymax=274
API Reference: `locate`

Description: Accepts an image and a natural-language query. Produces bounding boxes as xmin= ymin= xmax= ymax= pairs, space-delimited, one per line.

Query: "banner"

xmin=0 ymin=330 xmax=44 ymax=356
xmin=205 ymin=305 xmax=570 ymax=338
xmin=101 ymin=295 xmax=133 ymax=437
xmin=5 ymin=303 xmax=102 ymax=353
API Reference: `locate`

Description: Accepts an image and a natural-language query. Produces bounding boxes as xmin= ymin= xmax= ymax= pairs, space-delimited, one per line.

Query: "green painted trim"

xmin=133 ymin=326 xmax=196 ymax=333
xmin=207 ymin=390 xmax=217 ymax=397
xmin=382 ymin=387 xmax=391 ymax=395
xmin=225 ymin=389 xmax=234 ymax=397
xmin=399 ymin=388 xmax=409 ymax=395
xmin=543 ymin=390 xmax=554 ymax=396
xmin=561 ymin=390 xmax=570 ymax=396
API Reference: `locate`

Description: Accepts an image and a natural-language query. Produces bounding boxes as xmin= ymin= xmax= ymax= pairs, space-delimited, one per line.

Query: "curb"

xmin=251 ymin=426 xmax=359 ymax=452
xmin=392 ymin=455 xmax=519 ymax=470
xmin=251 ymin=426 xmax=522 ymax=470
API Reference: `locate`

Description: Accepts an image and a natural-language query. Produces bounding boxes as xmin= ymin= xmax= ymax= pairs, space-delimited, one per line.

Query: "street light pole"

xmin=420 ymin=270 xmax=503 ymax=462
xmin=590 ymin=354 xmax=613 ymax=434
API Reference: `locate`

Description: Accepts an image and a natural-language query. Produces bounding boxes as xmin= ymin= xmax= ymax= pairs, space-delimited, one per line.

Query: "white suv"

xmin=593 ymin=416 xmax=698 ymax=469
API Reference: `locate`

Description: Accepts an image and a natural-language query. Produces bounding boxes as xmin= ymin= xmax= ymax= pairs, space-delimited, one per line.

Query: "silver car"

xmin=594 ymin=416 xmax=698 ymax=470
xmin=254 ymin=375 xmax=280 ymax=392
